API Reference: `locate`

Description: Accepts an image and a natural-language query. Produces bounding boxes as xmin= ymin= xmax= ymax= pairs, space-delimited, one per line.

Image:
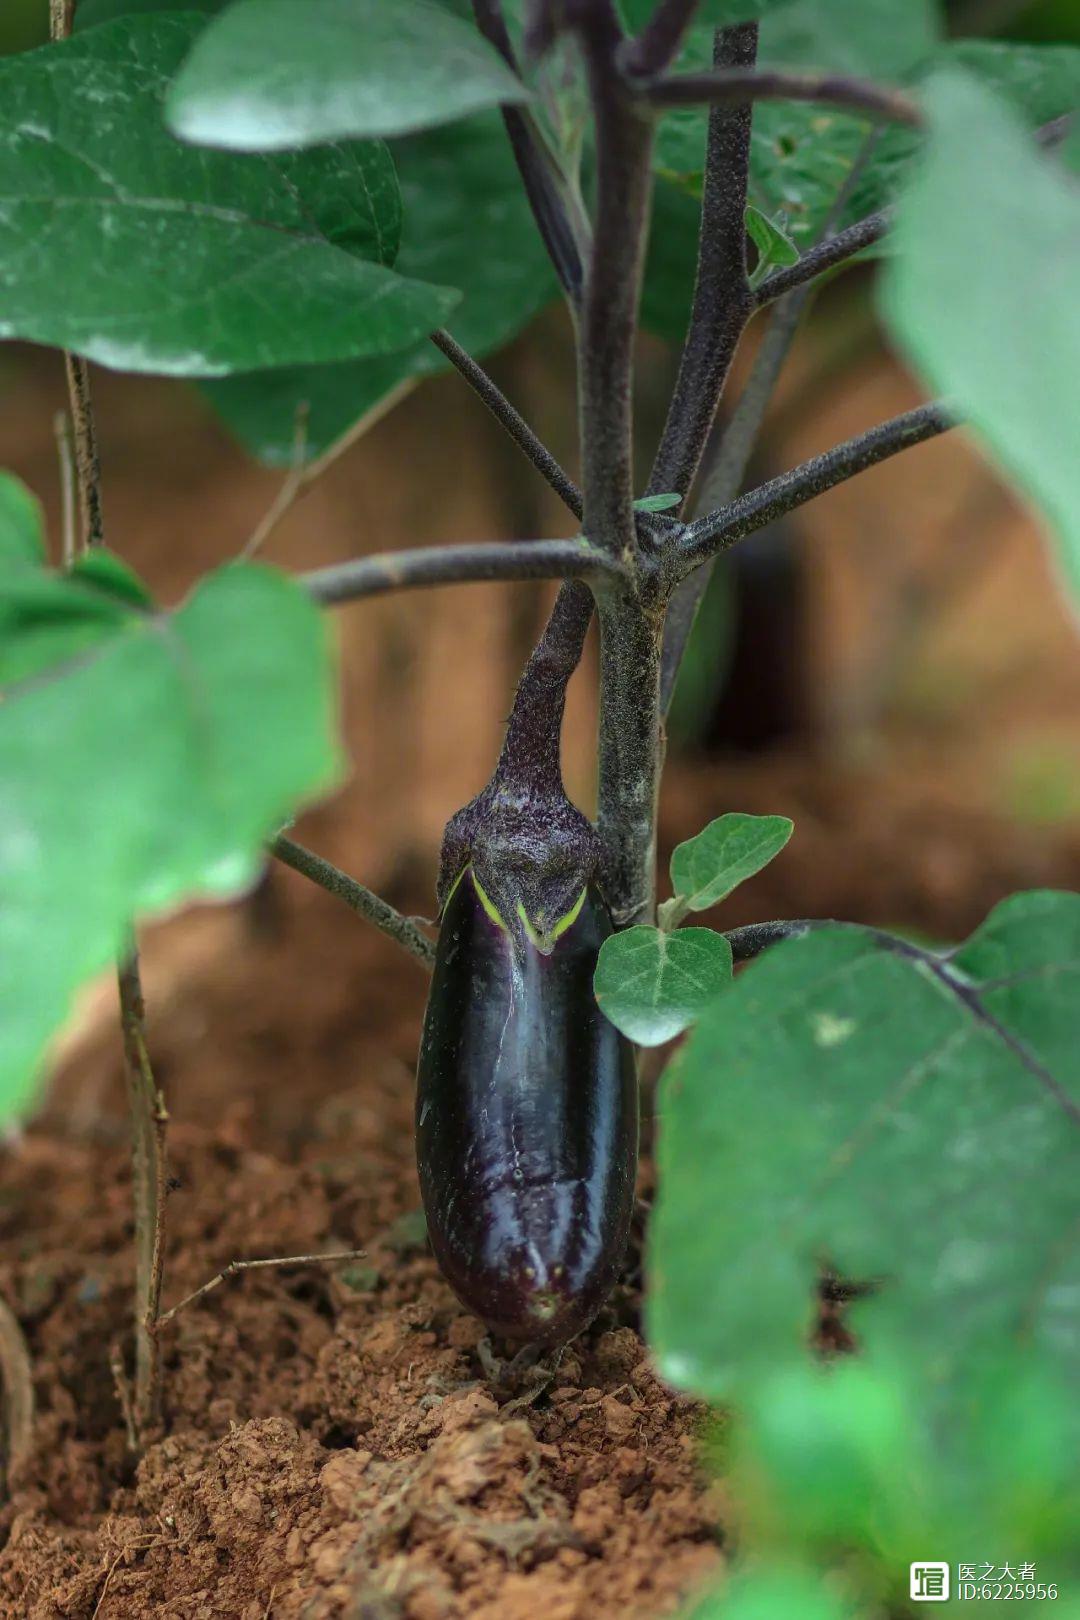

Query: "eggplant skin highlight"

xmin=416 ymin=867 xmax=638 ymax=1345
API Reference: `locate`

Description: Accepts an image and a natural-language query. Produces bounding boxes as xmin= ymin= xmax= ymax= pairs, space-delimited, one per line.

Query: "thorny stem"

xmin=429 ymin=330 xmax=583 ymax=519
xmin=647 ymin=23 xmax=757 ymax=504
xmin=576 ymin=3 xmax=656 ymax=555
xmin=639 ymin=65 xmax=921 ymax=126
xmin=301 ymin=536 xmax=624 ymax=607
xmin=0 ymin=1297 xmax=34 ymax=1489
xmin=117 ymin=951 xmax=168 ymax=1441
xmin=681 ymin=400 xmax=954 ymax=573
xmin=271 ymin=835 xmax=436 ymax=970
xmin=62 ymin=354 xmax=105 ymax=550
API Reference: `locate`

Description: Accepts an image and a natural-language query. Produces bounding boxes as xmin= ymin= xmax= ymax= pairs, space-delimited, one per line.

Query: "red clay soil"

xmin=3 ymin=753 xmax=1078 ymax=1620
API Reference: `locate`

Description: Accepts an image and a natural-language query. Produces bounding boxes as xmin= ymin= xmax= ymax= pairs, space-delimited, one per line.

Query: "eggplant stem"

xmin=271 ymin=835 xmax=436 ymax=970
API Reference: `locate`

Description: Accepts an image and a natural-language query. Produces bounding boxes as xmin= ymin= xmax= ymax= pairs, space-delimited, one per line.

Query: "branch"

xmin=680 ymin=400 xmax=954 ymax=573
xmin=647 ymin=22 xmax=757 ymax=503
xmin=638 ymin=66 xmax=921 ymax=126
xmin=754 ymin=206 xmax=891 ymax=305
xmin=157 ymin=1249 xmax=367 ymax=1328
xmin=620 ymin=0 xmax=704 ymax=75
xmin=301 ymin=537 xmax=623 ymax=606
xmin=429 ymin=330 xmax=582 ymax=519
xmin=576 ymin=5 xmax=656 ymax=551
xmin=270 ymin=835 xmax=435 ymax=970
xmin=659 ymin=284 xmax=807 ymax=708
xmin=117 ymin=952 xmax=168 ymax=1442
xmin=472 ymin=0 xmax=587 ymax=302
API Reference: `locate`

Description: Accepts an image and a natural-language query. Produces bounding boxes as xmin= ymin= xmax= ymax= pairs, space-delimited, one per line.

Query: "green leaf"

xmin=166 ymin=0 xmax=527 ymax=151
xmin=595 ymin=925 xmax=732 ymax=1046
xmin=619 ymin=0 xmax=792 ymax=26
xmin=745 ymin=205 xmax=800 ymax=270
xmin=0 ymin=473 xmax=45 ymax=570
xmin=880 ymin=71 xmax=1080 ymax=603
xmin=203 ymin=111 xmax=556 ymax=462
xmin=0 ymin=558 xmax=342 ymax=1121
xmin=650 ymin=892 xmax=1080 ymax=1402
xmin=641 ymin=178 xmax=701 ymax=346
xmin=70 ymin=549 xmax=156 ymax=610
xmin=634 ymin=492 xmax=682 ymax=513
xmin=669 ymin=813 xmax=794 ymax=917
xmin=0 ymin=16 xmax=459 ymax=376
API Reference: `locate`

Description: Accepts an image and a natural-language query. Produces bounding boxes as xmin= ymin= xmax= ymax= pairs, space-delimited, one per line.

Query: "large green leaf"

xmin=166 ymin=0 xmax=527 ymax=151
xmin=204 ymin=111 xmax=557 ymax=462
xmin=75 ymin=0 xmax=225 ymax=23
xmin=650 ymin=891 xmax=1080 ymax=1400
xmin=0 ymin=15 xmax=459 ymax=375
xmin=0 ymin=552 xmax=341 ymax=1120
xmin=594 ymin=924 xmax=733 ymax=1045
xmin=620 ymin=0 xmax=793 ymax=27
xmin=881 ymin=71 xmax=1080 ymax=603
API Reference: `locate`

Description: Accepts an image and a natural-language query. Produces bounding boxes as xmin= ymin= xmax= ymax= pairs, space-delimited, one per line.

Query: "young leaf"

xmin=881 ymin=71 xmax=1080 ymax=604
xmin=166 ymin=0 xmax=528 ymax=151
xmin=745 ymin=205 xmax=800 ymax=271
xmin=0 ymin=16 xmax=459 ymax=376
xmin=0 ymin=474 xmax=45 ymax=571
xmin=204 ymin=112 xmax=556 ymax=462
xmin=634 ymin=492 xmax=682 ymax=513
xmin=650 ymin=892 xmax=1080 ymax=1402
xmin=669 ymin=813 xmax=794 ymax=918
xmin=594 ymin=925 xmax=732 ymax=1046
xmin=0 ymin=557 xmax=342 ymax=1121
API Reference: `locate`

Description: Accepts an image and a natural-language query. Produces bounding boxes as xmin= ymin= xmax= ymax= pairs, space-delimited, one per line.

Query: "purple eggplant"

xmin=417 ymin=865 xmax=637 ymax=1343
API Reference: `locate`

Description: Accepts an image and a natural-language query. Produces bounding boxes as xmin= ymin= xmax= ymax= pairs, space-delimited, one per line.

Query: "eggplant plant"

xmin=1 ymin=0 xmax=1079 ymax=1614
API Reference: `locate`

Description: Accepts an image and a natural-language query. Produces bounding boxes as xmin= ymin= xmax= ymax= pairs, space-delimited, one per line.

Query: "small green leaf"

xmin=881 ymin=70 xmax=1080 ymax=604
xmin=634 ymin=492 xmax=682 ymax=513
xmin=0 ymin=474 xmax=45 ymax=570
xmin=669 ymin=813 xmax=794 ymax=917
xmin=0 ymin=16 xmax=459 ymax=376
xmin=166 ymin=0 xmax=528 ymax=151
xmin=595 ymin=925 xmax=732 ymax=1046
xmin=745 ymin=203 xmax=800 ymax=269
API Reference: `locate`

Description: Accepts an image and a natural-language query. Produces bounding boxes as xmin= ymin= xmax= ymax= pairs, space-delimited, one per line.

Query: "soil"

xmin=1 ymin=345 xmax=1078 ymax=1618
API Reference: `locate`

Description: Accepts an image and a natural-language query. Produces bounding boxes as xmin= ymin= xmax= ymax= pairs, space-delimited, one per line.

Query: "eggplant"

xmin=417 ymin=866 xmax=637 ymax=1343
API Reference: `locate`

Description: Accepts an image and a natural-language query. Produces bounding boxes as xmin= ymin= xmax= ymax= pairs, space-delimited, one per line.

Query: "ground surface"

xmin=1 ymin=343 xmax=1079 ymax=1618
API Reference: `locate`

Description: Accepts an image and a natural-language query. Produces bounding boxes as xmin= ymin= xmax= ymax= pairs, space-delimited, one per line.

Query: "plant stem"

xmin=577 ymin=6 xmax=656 ymax=554
xmin=659 ymin=285 xmax=809 ymax=709
xmin=63 ymin=355 xmax=105 ymax=549
xmin=53 ymin=410 xmax=77 ymax=567
xmin=429 ymin=330 xmax=583 ymax=519
xmin=0 ymin=1297 xmax=34 ymax=1490
xmin=680 ymin=400 xmax=953 ymax=572
xmin=270 ymin=836 xmax=435 ymax=970
xmin=596 ymin=588 xmax=666 ymax=924
xmin=242 ymin=402 xmax=309 ymax=559
xmin=620 ymin=0 xmax=704 ymax=75
xmin=157 ymin=1250 xmax=367 ymax=1328
xmin=117 ymin=951 xmax=168 ymax=1440
xmin=754 ymin=207 xmax=892 ymax=305
xmin=647 ymin=23 xmax=757 ymax=504
xmin=301 ymin=536 xmax=624 ymax=606
xmin=491 ymin=580 xmax=593 ymax=797
xmin=639 ymin=66 xmax=921 ymax=126
xmin=471 ymin=0 xmax=587 ymax=302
